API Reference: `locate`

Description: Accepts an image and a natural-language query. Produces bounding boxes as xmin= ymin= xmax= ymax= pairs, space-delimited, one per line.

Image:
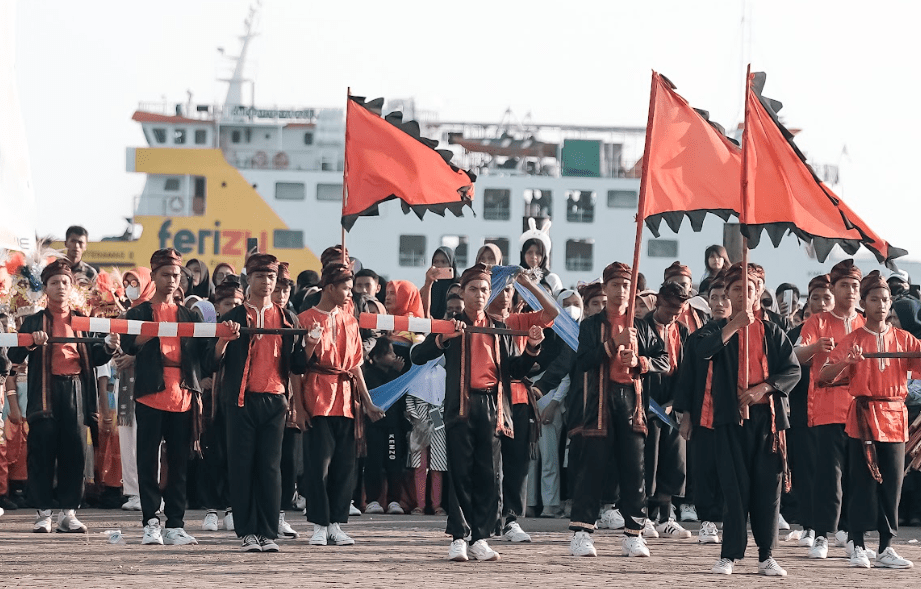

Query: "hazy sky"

xmin=14 ymin=0 xmax=921 ymax=257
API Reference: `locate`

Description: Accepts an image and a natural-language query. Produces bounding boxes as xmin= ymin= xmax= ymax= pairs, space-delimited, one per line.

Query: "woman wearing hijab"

xmin=519 ymin=238 xmax=562 ymax=295
xmin=211 ymin=263 xmax=236 ymax=290
xmin=384 ymin=280 xmax=425 ymax=371
xmin=475 ymin=243 xmax=503 ymax=267
xmin=115 ymin=267 xmax=156 ymax=511
xmin=186 ymin=259 xmax=213 ymax=299
xmin=421 ymin=247 xmax=459 ymax=320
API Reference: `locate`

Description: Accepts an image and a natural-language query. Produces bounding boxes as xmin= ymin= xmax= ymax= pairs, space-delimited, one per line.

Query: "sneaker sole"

xmin=473 ymin=554 xmax=500 ymax=561
xmin=698 ymin=537 xmax=721 ymax=544
xmin=875 ymin=562 xmax=912 ymax=569
xmin=56 ymin=527 xmax=87 ymax=533
xmin=571 ymin=551 xmax=597 ymax=557
xmin=449 ymin=555 xmax=469 ymax=562
xmin=281 ymin=532 xmax=299 ymax=538
xmin=309 ymin=540 xmax=328 ymax=546
xmin=142 ymin=539 xmax=164 ymax=545
xmin=331 ymin=540 xmax=355 ymax=546
xmin=202 ymin=526 xmax=219 ymax=532
xmin=164 ymin=540 xmax=198 ymax=545
xmin=241 ymin=545 xmax=262 ymax=552
xmin=261 ymin=545 xmax=280 ymax=552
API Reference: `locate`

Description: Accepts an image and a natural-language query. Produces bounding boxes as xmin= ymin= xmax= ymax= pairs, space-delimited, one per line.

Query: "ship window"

xmin=245 ymin=129 xmax=252 ymax=143
xmin=316 ymin=183 xmax=342 ymax=201
xmin=174 ymin=129 xmax=186 ymax=144
xmin=192 ymin=177 xmax=206 ymax=215
xmin=304 ymin=132 xmax=314 ymax=145
xmin=164 ymin=178 xmax=181 ymax=191
xmin=565 ymin=239 xmax=594 ymax=272
xmin=273 ymin=230 xmax=304 ymax=249
xmin=441 ymin=235 xmax=468 ymax=267
xmin=399 ymin=235 xmax=427 ymax=267
xmin=231 ymin=130 xmax=241 ymax=143
xmin=275 ymin=182 xmax=306 ymax=201
xmin=483 ymin=237 xmax=510 ymax=263
xmin=152 ymin=128 xmax=167 ymax=144
xmin=648 ymin=239 xmax=679 ymax=258
xmin=523 ymin=189 xmax=552 ymax=218
xmin=566 ymin=190 xmax=596 ymax=223
xmin=483 ymin=188 xmax=511 ymax=220
xmin=607 ymin=189 xmax=638 ymax=209
xmin=194 ymin=130 xmax=207 ymax=145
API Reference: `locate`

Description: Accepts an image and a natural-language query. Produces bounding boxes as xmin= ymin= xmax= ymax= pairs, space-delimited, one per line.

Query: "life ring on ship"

xmin=273 ymin=151 xmax=289 ymax=169
xmin=253 ymin=151 xmax=269 ymax=168
xmin=168 ymin=197 xmax=185 ymax=213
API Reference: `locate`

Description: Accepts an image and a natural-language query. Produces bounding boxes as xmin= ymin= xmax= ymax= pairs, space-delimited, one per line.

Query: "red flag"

xmin=640 ymin=72 xmax=742 ymax=237
xmin=742 ymin=72 xmax=904 ymax=265
xmin=342 ymin=96 xmax=476 ymax=231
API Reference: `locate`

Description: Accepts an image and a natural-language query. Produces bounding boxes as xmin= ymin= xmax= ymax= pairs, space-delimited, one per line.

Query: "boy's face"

xmin=808 ymin=287 xmax=834 ymax=315
xmin=153 ymin=265 xmax=181 ymax=299
xmin=249 ymin=271 xmax=277 ymax=299
xmin=654 ymin=300 xmax=685 ymax=326
xmin=327 ymin=279 xmax=353 ymax=307
xmin=463 ymin=279 xmax=490 ymax=313
xmin=272 ymin=282 xmax=292 ymax=306
xmin=65 ymin=233 xmax=87 ymax=264
xmin=585 ymin=295 xmax=607 ymax=317
xmin=708 ymin=287 xmax=731 ymax=319
xmin=603 ymin=277 xmax=630 ymax=309
xmin=833 ymin=278 xmax=860 ymax=311
xmin=727 ymin=279 xmax=757 ymax=317
xmin=44 ymin=275 xmax=73 ymax=305
xmin=445 ymin=299 xmax=464 ymax=318
xmin=216 ymin=296 xmax=243 ymax=317
xmin=354 ymin=276 xmax=379 ymax=297
xmin=862 ymin=288 xmax=892 ymax=324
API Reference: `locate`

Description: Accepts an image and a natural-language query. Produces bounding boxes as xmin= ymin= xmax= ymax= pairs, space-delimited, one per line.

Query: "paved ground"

xmin=0 ymin=509 xmax=919 ymax=587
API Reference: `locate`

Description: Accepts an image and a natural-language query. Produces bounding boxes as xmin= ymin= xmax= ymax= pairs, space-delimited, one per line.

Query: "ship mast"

xmin=222 ymin=1 xmax=262 ymax=113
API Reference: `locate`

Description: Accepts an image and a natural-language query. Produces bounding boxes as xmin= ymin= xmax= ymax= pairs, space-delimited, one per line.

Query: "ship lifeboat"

xmin=273 ymin=151 xmax=289 ymax=169
xmin=253 ymin=150 xmax=268 ymax=168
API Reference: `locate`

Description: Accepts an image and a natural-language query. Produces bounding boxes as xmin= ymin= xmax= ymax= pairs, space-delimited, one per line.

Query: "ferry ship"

xmin=75 ymin=6 xmax=915 ymax=292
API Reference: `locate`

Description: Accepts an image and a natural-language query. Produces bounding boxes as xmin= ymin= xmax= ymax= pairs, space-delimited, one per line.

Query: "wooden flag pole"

xmin=626 ymin=71 xmax=660 ymax=326
xmin=739 ymin=64 xmax=753 ymax=421
xmin=341 ymin=86 xmax=351 ymax=265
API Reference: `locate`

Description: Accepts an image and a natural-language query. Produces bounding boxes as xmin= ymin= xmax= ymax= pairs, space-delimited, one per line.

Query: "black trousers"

xmin=644 ymin=416 xmax=686 ymax=522
xmin=27 ymin=375 xmax=85 ymax=510
xmin=715 ymin=405 xmax=781 ymax=561
xmin=197 ymin=400 xmax=230 ymax=511
xmin=848 ymin=438 xmax=903 ymax=548
xmin=136 ymin=401 xmax=193 ymax=528
xmin=305 ymin=416 xmax=356 ymax=527
xmin=280 ymin=426 xmax=301 ymax=510
xmin=445 ymin=393 xmax=500 ymax=542
xmin=364 ymin=424 xmax=405 ymax=506
xmin=787 ymin=425 xmax=817 ymax=530
xmin=810 ymin=423 xmax=849 ymax=537
xmin=569 ymin=384 xmax=647 ymax=533
xmin=501 ymin=403 xmax=533 ymax=523
xmin=226 ymin=393 xmax=287 ymax=539
xmin=689 ymin=426 xmax=723 ymax=523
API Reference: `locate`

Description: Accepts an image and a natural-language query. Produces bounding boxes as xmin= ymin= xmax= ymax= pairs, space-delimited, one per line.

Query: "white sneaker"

xmin=656 ymin=519 xmax=692 ymax=539
xmin=570 ymin=531 xmax=597 ymax=557
xmin=448 ymin=538 xmax=469 ymax=561
xmin=56 ymin=509 xmax=87 ymax=533
xmin=142 ymin=518 xmax=164 ymax=545
xmin=163 ymin=528 xmax=198 ymax=545
xmin=876 ymin=546 xmax=914 ymax=569
xmin=33 ymin=509 xmax=52 ymax=533
xmin=241 ymin=534 xmax=261 ymax=552
xmin=468 ymin=539 xmax=500 ymax=561
xmin=642 ymin=519 xmax=660 ymax=539
xmin=758 ymin=557 xmax=787 ymax=576
xmin=121 ymin=495 xmax=142 ymax=511
xmin=202 ymin=511 xmax=220 ymax=531
xmin=309 ymin=524 xmax=328 ymax=546
xmin=711 ymin=557 xmax=733 ymax=574
xmin=846 ymin=540 xmax=876 ymax=559
xmin=503 ymin=521 xmax=531 ymax=542
xmin=349 ymin=501 xmax=361 ymax=516
xmin=679 ymin=503 xmax=698 ymax=522
xmin=597 ymin=508 xmax=625 ymax=530
xmin=698 ymin=521 xmax=721 ymax=544
xmin=278 ymin=512 xmax=299 ymax=538
xmin=294 ymin=494 xmax=307 ymax=510
xmin=223 ymin=510 xmax=235 ymax=531
xmin=835 ymin=529 xmax=848 ymax=547
xmin=777 ymin=513 xmax=791 ymax=530
xmin=327 ymin=522 xmax=354 ymax=546
xmin=622 ymin=535 xmax=650 ymax=557
xmin=386 ymin=501 xmax=404 ymax=515
xmin=798 ymin=529 xmax=815 ymax=547
xmin=808 ymin=535 xmax=828 ymax=559
xmin=849 ymin=545 xmax=872 ymax=568
xmin=365 ymin=501 xmax=384 ymax=514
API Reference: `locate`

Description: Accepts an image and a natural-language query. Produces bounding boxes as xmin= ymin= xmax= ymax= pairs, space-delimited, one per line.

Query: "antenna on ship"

xmin=221 ymin=1 xmax=262 ymax=114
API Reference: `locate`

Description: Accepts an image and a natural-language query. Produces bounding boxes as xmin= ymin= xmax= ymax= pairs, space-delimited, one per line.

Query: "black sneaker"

xmin=259 ymin=536 xmax=280 ymax=552
xmin=0 ymin=495 xmax=19 ymax=511
xmin=241 ymin=534 xmax=261 ymax=552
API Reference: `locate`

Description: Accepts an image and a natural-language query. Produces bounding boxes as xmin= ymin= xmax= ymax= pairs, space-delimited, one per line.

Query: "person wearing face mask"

xmin=527 ymin=289 xmax=582 ymax=518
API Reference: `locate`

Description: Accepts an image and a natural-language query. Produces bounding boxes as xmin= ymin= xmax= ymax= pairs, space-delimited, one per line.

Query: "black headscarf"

xmin=430 ymin=246 xmax=459 ymax=320
xmin=186 ymin=258 xmax=213 ymax=299
xmin=893 ymin=297 xmax=921 ymax=339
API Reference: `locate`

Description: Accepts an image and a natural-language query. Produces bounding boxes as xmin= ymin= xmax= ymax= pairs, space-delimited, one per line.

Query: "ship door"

xmin=193 ymin=176 xmax=206 ymax=216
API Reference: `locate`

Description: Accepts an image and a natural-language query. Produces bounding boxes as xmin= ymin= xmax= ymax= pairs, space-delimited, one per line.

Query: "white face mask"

xmin=125 ymin=285 xmax=140 ymax=301
xmin=564 ymin=305 xmax=582 ymax=321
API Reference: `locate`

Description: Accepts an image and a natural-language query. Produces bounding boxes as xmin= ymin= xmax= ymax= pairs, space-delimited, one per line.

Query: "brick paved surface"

xmin=0 ymin=510 xmax=919 ymax=587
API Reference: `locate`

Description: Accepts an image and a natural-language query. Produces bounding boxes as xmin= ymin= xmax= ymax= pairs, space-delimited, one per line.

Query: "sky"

xmin=13 ymin=0 xmax=921 ymax=257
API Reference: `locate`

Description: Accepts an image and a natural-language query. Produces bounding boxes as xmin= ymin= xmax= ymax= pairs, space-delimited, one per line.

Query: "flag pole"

xmin=627 ymin=71 xmax=659 ymax=325
xmin=341 ymin=86 xmax=351 ymax=265
xmin=739 ymin=64 xmax=752 ymax=421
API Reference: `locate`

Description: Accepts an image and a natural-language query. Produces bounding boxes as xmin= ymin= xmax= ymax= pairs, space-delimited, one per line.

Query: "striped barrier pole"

xmin=358 ymin=313 xmax=530 ymax=337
